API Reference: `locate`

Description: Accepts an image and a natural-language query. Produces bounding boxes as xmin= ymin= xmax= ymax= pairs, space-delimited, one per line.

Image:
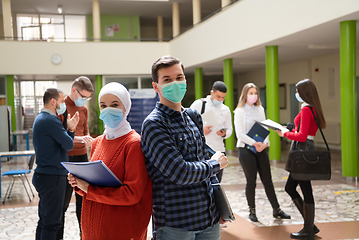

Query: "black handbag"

xmin=288 ymin=107 xmax=331 ymax=181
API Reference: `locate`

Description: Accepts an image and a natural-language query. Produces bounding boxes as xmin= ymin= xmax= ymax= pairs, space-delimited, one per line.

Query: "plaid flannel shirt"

xmin=141 ymin=102 xmax=220 ymax=236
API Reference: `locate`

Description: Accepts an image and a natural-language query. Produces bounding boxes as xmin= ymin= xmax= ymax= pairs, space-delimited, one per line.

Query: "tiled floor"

xmin=1 ymin=141 xmax=359 ymax=240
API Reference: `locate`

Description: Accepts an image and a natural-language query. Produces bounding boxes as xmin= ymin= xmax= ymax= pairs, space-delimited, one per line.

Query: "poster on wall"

xmin=105 ymin=25 xmax=114 ymax=37
xmin=113 ymin=23 xmax=119 ymax=32
xmin=127 ymin=89 xmax=159 ymax=134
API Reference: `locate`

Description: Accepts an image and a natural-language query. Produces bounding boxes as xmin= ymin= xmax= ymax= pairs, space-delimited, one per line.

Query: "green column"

xmin=95 ymin=75 xmax=103 ymax=133
xmin=340 ymin=20 xmax=358 ymax=177
xmin=223 ymin=58 xmax=235 ymax=151
xmin=194 ymin=67 xmax=203 ymax=99
xmin=6 ymin=75 xmax=16 ymax=132
xmin=265 ymin=46 xmax=281 ymax=161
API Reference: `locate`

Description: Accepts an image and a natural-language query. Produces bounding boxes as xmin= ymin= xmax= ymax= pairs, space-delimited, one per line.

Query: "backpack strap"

xmin=200 ymin=98 xmax=206 ymax=114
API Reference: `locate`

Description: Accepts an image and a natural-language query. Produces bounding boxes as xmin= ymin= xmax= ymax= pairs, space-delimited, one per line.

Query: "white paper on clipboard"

xmin=201 ymin=109 xmax=219 ymax=127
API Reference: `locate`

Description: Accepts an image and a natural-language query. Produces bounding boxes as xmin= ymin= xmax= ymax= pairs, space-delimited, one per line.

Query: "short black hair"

xmin=212 ymin=81 xmax=227 ymax=93
xmin=151 ymin=55 xmax=184 ymax=83
xmin=43 ymin=88 xmax=63 ymax=104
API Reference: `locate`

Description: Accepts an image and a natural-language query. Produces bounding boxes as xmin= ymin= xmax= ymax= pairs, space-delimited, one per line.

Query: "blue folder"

xmin=61 ymin=160 xmax=123 ymax=187
xmin=245 ymin=122 xmax=270 ymax=153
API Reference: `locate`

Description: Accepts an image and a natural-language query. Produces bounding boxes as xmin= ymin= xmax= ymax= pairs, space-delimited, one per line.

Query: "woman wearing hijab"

xmin=68 ymin=82 xmax=152 ymax=240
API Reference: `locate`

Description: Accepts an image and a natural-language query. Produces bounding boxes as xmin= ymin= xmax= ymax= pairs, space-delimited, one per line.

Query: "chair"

xmin=2 ymin=154 xmax=36 ymax=204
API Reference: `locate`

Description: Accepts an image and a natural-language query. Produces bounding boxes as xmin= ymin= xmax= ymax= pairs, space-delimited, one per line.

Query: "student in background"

xmin=234 ymin=83 xmax=290 ymax=222
xmin=276 ymin=79 xmax=325 ymax=239
xmin=190 ymin=81 xmax=232 ymax=183
xmin=32 ymin=88 xmax=79 ymax=240
xmin=141 ymin=55 xmax=228 ymax=240
xmin=57 ymin=76 xmax=94 ymax=240
xmin=68 ymin=82 xmax=152 ymax=240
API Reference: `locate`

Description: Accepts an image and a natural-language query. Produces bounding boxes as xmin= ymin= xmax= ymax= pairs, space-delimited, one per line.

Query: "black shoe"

xmin=292 ymin=198 xmax=319 ymax=234
xmin=273 ymin=208 xmax=291 ymax=219
xmin=290 ymin=227 xmax=314 ymax=239
xmin=290 ymin=203 xmax=315 ymax=239
xmin=249 ymin=207 xmax=258 ymax=222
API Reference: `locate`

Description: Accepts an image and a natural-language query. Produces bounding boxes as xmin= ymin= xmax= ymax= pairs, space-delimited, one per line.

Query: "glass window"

xmin=141 ymin=77 xmax=153 ymax=88
xmin=104 ymin=77 xmax=138 ymax=89
xmin=65 ymin=15 xmax=87 ymax=42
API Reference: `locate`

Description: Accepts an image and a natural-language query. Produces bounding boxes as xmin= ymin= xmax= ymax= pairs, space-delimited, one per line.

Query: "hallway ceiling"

xmin=2 ymin=0 xmax=359 ymax=77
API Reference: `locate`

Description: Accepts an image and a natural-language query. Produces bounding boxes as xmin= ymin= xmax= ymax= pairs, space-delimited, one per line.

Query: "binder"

xmin=61 ymin=160 xmax=123 ymax=187
xmin=205 ymin=144 xmax=235 ymax=222
xmin=245 ymin=122 xmax=270 ymax=153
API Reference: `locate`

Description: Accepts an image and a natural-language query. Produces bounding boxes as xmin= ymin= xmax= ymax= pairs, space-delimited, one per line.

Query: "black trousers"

xmin=56 ymin=154 xmax=88 ymax=239
xmin=285 ymin=140 xmax=315 ymax=204
xmin=239 ymin=148 xmax=280 ymax=209
xmin=33 ymin=172 xmax=67 ymax=240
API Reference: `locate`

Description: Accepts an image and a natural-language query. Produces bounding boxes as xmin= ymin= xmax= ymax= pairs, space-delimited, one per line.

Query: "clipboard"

xmin=256 ymin=119 xmax=289 ymax=133
xmin=61 ymin=160 xmax=123 ymax=187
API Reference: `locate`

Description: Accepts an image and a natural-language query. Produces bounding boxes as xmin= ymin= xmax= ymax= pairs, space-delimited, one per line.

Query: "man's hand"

xmin=253 ymin=142 xmax=267 ymax=152
xmin=68 ymin=173 xmax=89 ymax=193
xmin=67 ymin=111 xmax=80 ymax=131
xmin=203 ymin=126 xmax=213 ymax=135
xmin=74 ymin=135 xmax=94 ymax=146
xmin=216 ymin=129 xmax=226 ymax=137
xmin=211 ymin=151 xmax=228 ymax=170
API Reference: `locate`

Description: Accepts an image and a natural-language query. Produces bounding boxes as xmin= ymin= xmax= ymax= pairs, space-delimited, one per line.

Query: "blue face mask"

xmin=56 ymin=102 xmax=67 ymax=115
xmin=212 ymin=99 xmax=223 ymax=106
xmin=159 ymin=80 xmax=187 ymax=103
xmin=74 ymin=97 xmax=87 ymax=107
xmin=99 ymin=107 xmax=124 ymax=128
xmin=295 ymin=92 xmax=304 ymax=102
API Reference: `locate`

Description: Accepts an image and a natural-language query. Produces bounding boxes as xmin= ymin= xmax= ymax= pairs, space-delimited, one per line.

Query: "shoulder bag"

xmin=288 ymin=106 xmax=331 ymax=181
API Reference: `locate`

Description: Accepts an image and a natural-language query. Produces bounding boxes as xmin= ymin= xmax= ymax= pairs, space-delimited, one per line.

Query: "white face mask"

xmin=56 ymin=101 xmax=67 ymax=115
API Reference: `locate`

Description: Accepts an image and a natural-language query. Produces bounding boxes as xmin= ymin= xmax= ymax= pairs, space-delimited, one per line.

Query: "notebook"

xmin=61 ymin=160 xmax=123 ymax=187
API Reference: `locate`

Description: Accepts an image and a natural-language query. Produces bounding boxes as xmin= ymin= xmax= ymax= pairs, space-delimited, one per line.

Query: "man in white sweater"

xmin=190 ymin=81 xmax=233 ymax=182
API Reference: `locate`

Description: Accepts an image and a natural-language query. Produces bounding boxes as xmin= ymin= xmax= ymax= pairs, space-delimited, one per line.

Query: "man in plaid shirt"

xmin=141 ymin=56 xmax=228 ymax=240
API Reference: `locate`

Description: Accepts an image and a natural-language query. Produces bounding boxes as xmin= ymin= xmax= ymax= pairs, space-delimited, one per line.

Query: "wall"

xmin=87 ymin=15 xmax=140 ymax=41
xmin=0 ymin=15 xmax=4 ymax=37
xmin=0 ymin=41 xmax=169 ymax=75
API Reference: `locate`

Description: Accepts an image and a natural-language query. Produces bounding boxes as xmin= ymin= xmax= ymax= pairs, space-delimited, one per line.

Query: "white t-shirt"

xmin=190 ymin=95 xmax=233 ymax=152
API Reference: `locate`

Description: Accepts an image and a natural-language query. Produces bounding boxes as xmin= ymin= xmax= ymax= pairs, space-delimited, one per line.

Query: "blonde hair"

xmin=235 ymin=83 xmax=262 ymax=109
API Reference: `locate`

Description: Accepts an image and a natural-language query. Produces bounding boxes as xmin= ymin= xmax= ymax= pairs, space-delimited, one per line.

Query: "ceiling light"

xmin=308 ymin=44 xmax=338 ymax=50
xmin=57 ymin=4 xmax=63 ymax=14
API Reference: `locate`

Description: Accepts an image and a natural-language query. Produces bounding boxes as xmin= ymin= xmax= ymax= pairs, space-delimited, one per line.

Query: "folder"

xmin=245 ymin=122 xmax=270 ymax=153
xmin=212 ymin=183 xmax=236 ymax=221
xmin=61 ymin=160 xmax=123 ymax=187
xmin=205 ymin=144 xmax=235 ymax=222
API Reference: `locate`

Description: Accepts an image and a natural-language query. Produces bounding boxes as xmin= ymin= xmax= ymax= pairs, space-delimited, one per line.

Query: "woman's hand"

xmin=275 ymin=129 xmax=284 ymax=137
xmin=253 ymin=142 xmax=267 ymax=152
xmin=68 ymin=173 xmax=89 ymax=193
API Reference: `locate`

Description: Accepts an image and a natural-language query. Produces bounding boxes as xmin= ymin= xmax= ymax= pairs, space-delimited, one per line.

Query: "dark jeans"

xmin=56 ymin=154 xmax=88 ymax=239
xmin=32 ymin=172 xmax=67 ymax=240
xmin=285 ymin=139 xmax=315 ymax=204
xmin=238 ymin=148 xmax=280 ymax=209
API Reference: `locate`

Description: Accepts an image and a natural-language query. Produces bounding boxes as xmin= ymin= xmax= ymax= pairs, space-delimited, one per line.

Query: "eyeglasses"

xmin=76 ymin=89 xmax=91 ymax=100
